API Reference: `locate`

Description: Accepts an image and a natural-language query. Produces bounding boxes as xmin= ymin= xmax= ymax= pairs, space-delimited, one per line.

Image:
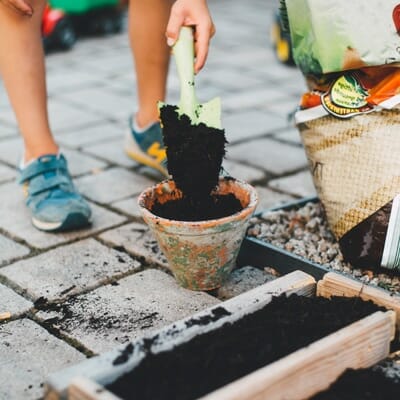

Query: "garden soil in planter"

xmin=247 ymin=201 xmax=400 ymax=293
xmin=157 ymin=105 xmax=241 ymax=221
xmin=311 ymin=366 xmax=400 ymax=399
xmin=106 ymin=294 xmax=385 ymax=400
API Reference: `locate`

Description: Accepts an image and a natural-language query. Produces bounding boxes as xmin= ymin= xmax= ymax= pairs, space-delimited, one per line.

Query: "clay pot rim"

xmin=138 ymin=177 xmax=258 ymax=228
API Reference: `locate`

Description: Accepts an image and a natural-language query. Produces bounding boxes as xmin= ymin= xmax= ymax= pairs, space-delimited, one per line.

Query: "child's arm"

xmin=165 ymin=0 xmax=215 ymax=74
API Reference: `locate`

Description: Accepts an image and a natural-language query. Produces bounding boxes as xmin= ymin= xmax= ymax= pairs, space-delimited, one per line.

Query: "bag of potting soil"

xmin=283 ymin=0 xmax=400 ymax=76
xmin=295 ymin=67 xmax=400 ymax=272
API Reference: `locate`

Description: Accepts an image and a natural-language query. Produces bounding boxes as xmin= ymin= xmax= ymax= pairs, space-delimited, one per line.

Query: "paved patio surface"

xmin=0 ymin=1 xmax=315 ymax=398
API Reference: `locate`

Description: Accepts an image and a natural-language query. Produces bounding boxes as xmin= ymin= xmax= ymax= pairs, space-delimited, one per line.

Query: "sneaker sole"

xmin=32 ymin=213 xmax=92 ymax=232
xmin=124 ymin=130 xmax=168 ymax=177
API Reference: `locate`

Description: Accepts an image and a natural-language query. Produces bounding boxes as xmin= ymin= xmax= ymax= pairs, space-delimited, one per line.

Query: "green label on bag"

xmin=322 ymin=74 xmax=375 ymax=118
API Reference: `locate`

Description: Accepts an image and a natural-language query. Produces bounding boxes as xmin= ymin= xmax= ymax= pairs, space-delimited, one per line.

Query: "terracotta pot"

xmin=138 ymin=177 xmax=258 ymax=291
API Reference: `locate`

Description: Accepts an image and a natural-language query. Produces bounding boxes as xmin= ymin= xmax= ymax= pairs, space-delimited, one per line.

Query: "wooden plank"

xmin=200 ymin=310 xmax=396 ymax=400
xmin=68 ymin=377 xmax=121 ymax=400
xmin=317 ymin=272 xmax=400 ymax=328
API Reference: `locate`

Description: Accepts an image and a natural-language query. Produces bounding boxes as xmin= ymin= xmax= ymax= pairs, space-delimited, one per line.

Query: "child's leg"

xmin=0 ymin=0 xmax=58 ymax=163
xmin=128 ymin=0 xmax=174 ymax=128
xmin=0 ymin=1 xmax=91 ymax=232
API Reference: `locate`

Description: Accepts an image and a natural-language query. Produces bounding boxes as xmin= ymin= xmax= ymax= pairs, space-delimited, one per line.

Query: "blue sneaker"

xmin=124 ymin=116 xmax=168 ymax=176
xmin=18 ymin=154 xmax=92 ymax=232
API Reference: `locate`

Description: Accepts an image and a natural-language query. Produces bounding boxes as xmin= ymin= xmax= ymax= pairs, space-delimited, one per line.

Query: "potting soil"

xmin=151 ymin=193 xmax=242 ymax=221
xmin=106 ymin=294 xmax=385 ymax=400
xmin=311 ymin=367 xmax=400 ymax=399
xmin=159 ymin=104 xmax=228 ymax=217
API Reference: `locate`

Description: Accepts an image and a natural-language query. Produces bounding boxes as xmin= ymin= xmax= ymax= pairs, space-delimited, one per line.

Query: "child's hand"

xmin=166 ymin=0 xmax=215 ymax=74
xmin=0 ymin=0 xmax=34 ymax=16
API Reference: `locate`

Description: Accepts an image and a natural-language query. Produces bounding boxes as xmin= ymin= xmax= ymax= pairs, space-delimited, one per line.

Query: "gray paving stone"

xmin=227 ymin=138 xmax=308 ymax=175
xmin=0 ymin=182 xmax=126 ymax=248
xmin=221 ymin=159 xmax=265 ymax=183
xmin=0 ymin=136 xmax=21 ymax=166
xmin=222 ymin=109 xmax=286 ymax=143
xmin=46 ymin=68 xmax=102 ymax=95
xmin=0 ymin=284 xmax=32 ymax=317
xmin=222 ymin=86 xmax=290 ymax=112
xmin=61 ymin=148 xmax=108 ymax=176
xmin=100 ymin=222 xmax=168 ymax=268
xmin=56 ymin=121 xmax=125 ymax=148
xmin=111 ymin=196 xmax=142 ymax=218
xmin=0 ymin=238 xmax=141 ymax=301
xmin=0 ymin=163 xmax=16 ymax=182
xmin=0 ymin=234 xmax=30 ymax=264
xmin=48 ymin=100 xmax=104 ymax=133
xmin=0 ymin=318 xmax=85 ymax=400
xmin=273 ymin=125 xmax=302 ymax=145
xmin=0 ymin=99 xmax=102 ymax=133
xmin=261 ymin=95 xmax=300 ymax=119
xmin=83 ymin=138 xmax=138 ymax=167
xmin=205 ymin=68 xmax=265 ymax=92
xmin=58 ymin=87 xmax=137 ymax=119
xmin=253 ymin=186 xmax=296 ymax=212
xmin=36 ymin=269 xmax=219 ymax=354
xmin=217 ymin=266 xmax=277 ymax=300
xmin=75 ymin=167 xmax=154 ymax=203
xmin=0 ymin=123 xmax=17 ymax=138
xmin=268 ymin=170 xmax=317 ymax=198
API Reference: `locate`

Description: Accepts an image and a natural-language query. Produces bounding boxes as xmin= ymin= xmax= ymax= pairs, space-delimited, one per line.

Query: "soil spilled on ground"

xmin=107 ymin=294 xmax=384 ymax=400
xmin=157 ymin=105 xmax=242 ymax=221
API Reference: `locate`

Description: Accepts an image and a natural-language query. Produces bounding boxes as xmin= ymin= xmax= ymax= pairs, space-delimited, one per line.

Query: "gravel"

xmin=247 ymin=201 xmax=400 ymax=294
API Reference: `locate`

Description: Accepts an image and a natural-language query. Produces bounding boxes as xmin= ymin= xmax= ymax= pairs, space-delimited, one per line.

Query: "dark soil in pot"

xmin=106 ymin=294 xmax=384 ymax=400
xmin=151 ymin=193 xmax=243 ymax=221
xmin=311 ymin=367 xmax=400 ymax=399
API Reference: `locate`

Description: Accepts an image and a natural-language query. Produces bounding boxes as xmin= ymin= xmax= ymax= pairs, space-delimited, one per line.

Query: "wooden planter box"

xmin=45 ymin=270 xmax=397 ymax=400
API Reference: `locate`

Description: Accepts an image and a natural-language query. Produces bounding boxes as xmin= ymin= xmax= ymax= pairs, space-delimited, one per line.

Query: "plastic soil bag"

xmin=295 ymin=67 xmax=400 ymax=273
xmin=285 ymin=0 xmax=400 ymax=76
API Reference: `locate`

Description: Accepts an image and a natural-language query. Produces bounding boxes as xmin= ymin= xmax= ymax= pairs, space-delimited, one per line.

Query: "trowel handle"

xmin=172 ymin=26 xmax=197 ymax=121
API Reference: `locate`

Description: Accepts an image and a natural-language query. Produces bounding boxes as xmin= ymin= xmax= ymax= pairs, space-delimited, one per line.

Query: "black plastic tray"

xmin=237 ymin=196 xmax=330 ymax=280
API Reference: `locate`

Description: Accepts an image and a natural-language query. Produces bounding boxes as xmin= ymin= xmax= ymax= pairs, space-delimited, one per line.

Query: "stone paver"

xmin=253 ymin=186 xmax=295 ymax=212
xmin=0 ymin=163 xmax=16 ymax=183
xmin=111 ymin=196 xmax=142 ymax=218
xmin=36 ymin=269 xmax=219 ymax=354
xmin=0 ymin=319 xmax=85 ymax=400
xmin=227 ymin=137 xmax=308 ymax=175
xmin=60 ymin=148 xmax=108 ymax=176
xmin=217 ymin=266 xmax=277 ymax=300
xmin=100 ymin=222 xmax=168 ymax=269
xmin=268 ymin=170 xmax=317 ymax=198
xmin=0 ymin=284 xmax=32 ymax=317
xmin=56 ymin=121 xmax=125 ymax=148
xmin=83 ymin=138 xmax=139 ymax=168
xmin=273 ymin=125 xmax=302 ymax=145
xmin=57 ymin=87 xmax=137 ymax=119
xmin=75 ymin=167 xmax=153 ymax=203
xmin=0 ymin=238 xmax=141 ymax=301
xmin=0 ymin=136 xmax=21 ymax=166
xmin=223 ymin=109 xmax=287 ymax=143
xmin=0 ymin=182 xmax=126 ymax=248
xmin=222 ymin=159 xmax=265 ymax=183
xmin=0 ymin=234 xmax=30 ymax=265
